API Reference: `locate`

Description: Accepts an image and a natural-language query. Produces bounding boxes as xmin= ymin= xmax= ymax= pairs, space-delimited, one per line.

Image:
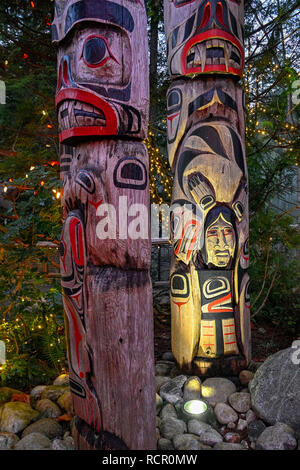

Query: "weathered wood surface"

xmin=165 ymin=0 xmax=250 ymax=376
xmin=54 ymin=0 xmax=156 ymax=449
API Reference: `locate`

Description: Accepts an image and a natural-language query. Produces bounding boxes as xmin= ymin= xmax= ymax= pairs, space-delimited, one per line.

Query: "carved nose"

xmin=57 ymin=55 xmax=75 ymax=90
xmin=199 ymin=1 xmax=226 ymax=30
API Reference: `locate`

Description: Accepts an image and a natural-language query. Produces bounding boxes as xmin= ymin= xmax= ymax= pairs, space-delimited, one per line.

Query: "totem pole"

xmin=164 ymin=0 xmax=251 ymax=375
xmin=52 ymin=0 xmax=156 ymax=449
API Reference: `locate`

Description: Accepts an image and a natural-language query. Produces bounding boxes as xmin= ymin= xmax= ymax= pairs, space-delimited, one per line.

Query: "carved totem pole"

xmin=164 ymin=0 xmax=251 ymax=375
xmin=52 ymin=0 xmax=156 ymax=449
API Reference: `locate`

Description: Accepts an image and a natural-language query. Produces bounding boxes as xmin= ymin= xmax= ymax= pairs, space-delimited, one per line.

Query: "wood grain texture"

xmin=165 ymin=0 xmax=250 ymax=375
xmin=54 ymin=0 xmax=156 ymax=449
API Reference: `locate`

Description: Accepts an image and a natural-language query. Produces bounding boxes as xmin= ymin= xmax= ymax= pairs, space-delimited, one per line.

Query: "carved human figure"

xmin=165 ymin=0 xmax=250 ymax=375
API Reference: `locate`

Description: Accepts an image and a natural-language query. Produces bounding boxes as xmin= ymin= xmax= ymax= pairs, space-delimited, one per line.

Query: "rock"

xmin=201 ymin=378 xmax=236 ymax=405
xmin=30 ymin=385 xmax=47 ymax=408
xmin=159 ymin=379 xmax=183 ymax=405
xmin=156 ymin=394 xmax=163 ymax=415
xmin=248 ymin=419 xmax=266 ymax=442
xmin=15 ymin=432 xmax=52 ymax=450
xmin=155 ymin=361 xmax=174 ymax=377
xmin=224 ymin=432 xmax=241 ymax=444
xmin=57 ymin=391 xmax=73 ymax=414
xmin=183 ymin=377 xmax=202 ymax=402
xmin=161 ymin=352 xmax=174 ymax=361
xmin=239 ymin=370 xmax=254 ymax=386
xmin=228 ymin=392 xmax=251 ymax=413
xmin=160 ymin=417 xmax=187 ymax=440
xmin=157 ymin=438 xmax=174 ymax=450
xmin=0 ymin=432 xmax=19 ymax=450
xmin=0 ymin=402 xmax=39 ymax=433
xmin=155 ymin=376 xmax=170 ymax=393
xmin=36 ymin=399 xmax=62 ymax=419
xmin=256 ymin=422 xmax=297 ymax=450
xmin=187 ymin=419 xmax=223 ymax=446
xmin=214 ymin=403 xmax=238 ymax=425
xmin=173 ymin=434 xmax=210 ymax=451
xmin=0 ymin=387 xmax=24 ymax=405
xmin=241 ymin=440 xmax=249 ymax=449
xmin=236 ymin=419 xmax=248 ymax=432
xmin=156 ymin=416 xmax=161 ymax=428
xmin=41 ymin=386 xmax=69 ymax=402
xmin=160 ymin=403 xmax=177 ymax=420
xmin=246 ymin=409 xmax=256 ymax=424
xmin=53 ymin=374 xmax=69 ymax=387
xmin=52 ymin=437 xmax=75 ymax=450
xmin=249 ymin=347 xmax=300 ymax=430
xmin=227 ymin=422 xmax=236 ymax=430
xmin=22 ymin=418 xmax=63 ymax=440
xmin=171 ymin=375 xmax=188 ymax=389
xmin=214 ymin=442 xmax=246 ymax=450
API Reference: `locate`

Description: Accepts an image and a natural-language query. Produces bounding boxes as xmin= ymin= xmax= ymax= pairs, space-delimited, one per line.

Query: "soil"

xmin=154 ymin=304 xmax=297 ymax=363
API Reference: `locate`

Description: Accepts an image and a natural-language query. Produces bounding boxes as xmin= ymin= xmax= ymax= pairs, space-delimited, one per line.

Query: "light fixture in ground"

xmin=183 ymin=400 xmax=207 ymax=415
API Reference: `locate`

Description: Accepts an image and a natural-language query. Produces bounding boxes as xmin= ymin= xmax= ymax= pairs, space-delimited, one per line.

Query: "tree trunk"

xmin=53 ymin=0 xmax=156 ymax=449
xmin=164 ymin=0 xmax=251 ymax=376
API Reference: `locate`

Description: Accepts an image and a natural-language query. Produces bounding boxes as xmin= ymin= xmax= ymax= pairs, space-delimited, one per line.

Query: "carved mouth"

xmin=182 ymin=29 xmax=244 ymax=76
xmin=55 ymin=88 xmax=117 ymax=143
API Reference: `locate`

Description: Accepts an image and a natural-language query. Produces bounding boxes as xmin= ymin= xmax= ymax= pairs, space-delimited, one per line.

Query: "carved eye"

xmin=224 ymin=228 xmax=234 ymax=236
xmin=207 ymin=229 xmax=218 ymax=238
xmin=82 ymin=35 xmax=119 ymax=68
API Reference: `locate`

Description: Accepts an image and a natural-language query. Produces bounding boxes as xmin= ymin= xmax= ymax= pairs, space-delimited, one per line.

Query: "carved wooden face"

xmin=166 ymin=79 xmax=244 ymax=169
xmin=165 ymin=0 xmax=244 ymax=78
xmin=205 ymin=212 xmax=236 ymax=267
xmin=53 ymin=0 xmax=149 ymax=143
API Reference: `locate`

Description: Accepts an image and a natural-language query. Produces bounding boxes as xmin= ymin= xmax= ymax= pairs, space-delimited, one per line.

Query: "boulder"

xmin=214 ymin=403 xmax=238 ymax=425
xmin=57 ymin=391 xmax=73 ymax=414
xmin=14 ymin=432 xmax=52 ymax=450
xmin=155 ymin=376 xmax=170 ymax=393
xmin=35 ymin=399 xmax=62 ymax=419
xmin=52 ymin=436 xmax=75 ymax=450
xmin=214 ymin=442 xmax=246 ymax=450
xmin=157 ymin=438 xmax=174 ymax=450
xmin=22 ymin=418 xmax=63 ymax=440
xmin=187 ymin=419 xmax=223 ymax=446
xmin=0 ymin=432 xmax=19 ymax=450
xmin=201 ymin=378 xmax=236 ymax=405
xmin=173 ymin=434 xmax=211 ymax=450
xmin=256 ymin=422 xmax=297 ymax=450
xmin=155 ymin=361 xmax=174 ymax=377
xmin=0 ymin=402 xmax=39 ymax=433
xmin=239 ymin=370 xmax=254 ymax=386
xmin=41 ymin=385 xmax=68 ymax=402
xmin=160 ymin=417 xmax=187 ymax=440
xmin=53 ymin=374 xmax=69 ymax=387
xmin=228 ymin=392 xmax=251 ymax=413
xmin=159 ymin=378 xmax=184 ymax=405
xmin=248 ymin=419 xmax=266 ymax=442
xmin=160 ymin=403 xmax=177 ymax=420
xmin=30 ymin=385 xmax=47 ymax=408
xmin=249 ymin=347 xmax=300 ymax=430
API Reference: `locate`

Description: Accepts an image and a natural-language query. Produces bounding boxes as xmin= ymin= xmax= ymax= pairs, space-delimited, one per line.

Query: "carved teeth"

xmin=224 ymin=43 xmax=232 ymax=72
